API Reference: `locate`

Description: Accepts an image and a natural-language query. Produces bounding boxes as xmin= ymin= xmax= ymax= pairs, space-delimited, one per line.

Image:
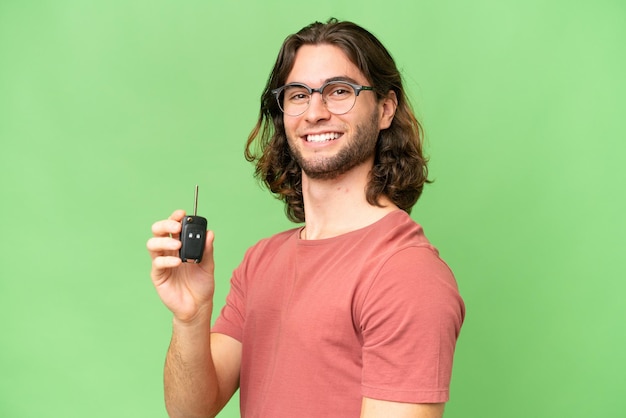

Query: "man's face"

xmin=282 ymin=44 xmax=393 ymax=180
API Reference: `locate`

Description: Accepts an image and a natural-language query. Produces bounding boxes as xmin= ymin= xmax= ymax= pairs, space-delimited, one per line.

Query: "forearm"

xmin=164 ymin=310 xmax=221 ymax=418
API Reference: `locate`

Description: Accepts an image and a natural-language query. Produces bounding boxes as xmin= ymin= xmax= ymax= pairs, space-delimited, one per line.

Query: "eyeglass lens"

xmin=280 ymin=82 xmax=357 ymax=116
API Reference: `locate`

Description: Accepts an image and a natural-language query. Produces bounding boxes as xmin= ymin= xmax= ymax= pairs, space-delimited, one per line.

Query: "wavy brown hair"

xmin=245 ymin=18 xmax=429 ymax=223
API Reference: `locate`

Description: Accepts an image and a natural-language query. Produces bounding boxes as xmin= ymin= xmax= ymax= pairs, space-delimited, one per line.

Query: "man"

xmin=148 ymin=19 xmax=465 ymax=418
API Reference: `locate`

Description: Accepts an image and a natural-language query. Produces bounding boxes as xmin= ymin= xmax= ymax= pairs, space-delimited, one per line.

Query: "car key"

xmin=179 ymin=185 xmax=207 ymax=263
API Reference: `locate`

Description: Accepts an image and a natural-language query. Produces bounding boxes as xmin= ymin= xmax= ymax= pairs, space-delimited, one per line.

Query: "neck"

xmin=300 ymin=161 xmax=398 ymax=240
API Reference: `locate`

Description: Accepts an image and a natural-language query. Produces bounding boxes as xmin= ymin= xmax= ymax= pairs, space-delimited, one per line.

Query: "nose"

xmin=304 ymin=91 xmax=331 ymax=123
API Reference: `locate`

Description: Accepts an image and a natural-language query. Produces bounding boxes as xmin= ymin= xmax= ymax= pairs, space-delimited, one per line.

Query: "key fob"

xmin=180 ymin=215 xmax=207 ymax=263
xmin=179 ymin=185 xmax=207 ymax=263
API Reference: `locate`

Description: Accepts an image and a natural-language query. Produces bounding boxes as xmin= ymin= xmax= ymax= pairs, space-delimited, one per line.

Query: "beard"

xmin=288 ymin=109 xmax=380 ymax=180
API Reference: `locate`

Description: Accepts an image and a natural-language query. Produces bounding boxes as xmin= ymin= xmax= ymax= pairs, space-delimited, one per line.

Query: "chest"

xmin=243 ymin=243 xmax=379 ymax=349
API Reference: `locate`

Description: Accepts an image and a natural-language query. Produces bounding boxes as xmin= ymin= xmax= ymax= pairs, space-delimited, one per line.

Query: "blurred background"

xmin=1 ymin=0 xmax=624 ymax=417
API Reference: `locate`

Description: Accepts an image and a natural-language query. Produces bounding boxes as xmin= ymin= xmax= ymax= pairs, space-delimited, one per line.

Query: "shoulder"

xmin=357 ymin=210 xmax=442 ymax=266
xmin=357 ymin=211 xmax=464 ymax=319
xmin=369 ymin=210 xmax=435 ymax=247
xmin=373 ymin=245 xmax=460 ymax=302
xmin=248 ymin=227 xmax=299 ymax=251
xmin=237 ymin=227 xmax=300 ymax=271
xmin=358 ymin=242 xmax=465 ymax=349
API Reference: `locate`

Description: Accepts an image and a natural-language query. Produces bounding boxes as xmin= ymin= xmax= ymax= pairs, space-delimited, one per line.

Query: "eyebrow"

xmin=324 ymin=76 xmax=361 ymax=84
xmin=285 ymin=75 xmax=363 ymax=87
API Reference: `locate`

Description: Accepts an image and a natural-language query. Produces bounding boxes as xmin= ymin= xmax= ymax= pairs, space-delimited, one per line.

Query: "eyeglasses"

xmin=271 ymin=80 xmax=374 ymax=117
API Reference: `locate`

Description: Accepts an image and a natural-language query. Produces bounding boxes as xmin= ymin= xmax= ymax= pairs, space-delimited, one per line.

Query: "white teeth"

xmin=306 ymin=132 xmax=341 ymax=142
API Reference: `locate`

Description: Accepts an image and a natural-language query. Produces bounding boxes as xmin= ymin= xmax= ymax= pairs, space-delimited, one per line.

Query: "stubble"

xmin=288 ymin=109 xmax=381 ymax=180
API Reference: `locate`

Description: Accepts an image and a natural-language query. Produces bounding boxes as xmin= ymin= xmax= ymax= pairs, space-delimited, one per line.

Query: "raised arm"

xmin=147 ymin=210 xmax=241 ymax=418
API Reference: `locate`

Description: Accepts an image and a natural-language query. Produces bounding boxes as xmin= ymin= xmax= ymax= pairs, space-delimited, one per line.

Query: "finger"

xmin=152 ymin=255 xmax=183 ymax=270
xmin=196 ymin=230 xmax=216 ymax=268
xmin=168 ymin=209 xmax=186 ymax=221
xmin=152 ymin=218 xmax=184 ymax=237
xmin=147 ymin=236 xmax=181 ymax=258
xmin=151 ymin=255 xmax=183 ymax=282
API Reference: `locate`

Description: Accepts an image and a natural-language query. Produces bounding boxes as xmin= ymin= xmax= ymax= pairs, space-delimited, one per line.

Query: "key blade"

xmin=193 ymin=185 xmax=199 ymax=216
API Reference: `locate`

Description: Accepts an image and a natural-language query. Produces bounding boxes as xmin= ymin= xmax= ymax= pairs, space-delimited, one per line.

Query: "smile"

xmin=305 ymin=132 xmax=342 ymax=143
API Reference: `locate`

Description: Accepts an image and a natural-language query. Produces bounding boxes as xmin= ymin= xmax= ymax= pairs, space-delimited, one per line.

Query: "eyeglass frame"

xmin=271 ymin=80 xmax=375 ymax=116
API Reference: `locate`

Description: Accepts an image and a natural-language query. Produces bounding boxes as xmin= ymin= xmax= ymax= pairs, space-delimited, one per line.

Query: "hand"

xmin=147 ymin=210 xmax=216 ymax=323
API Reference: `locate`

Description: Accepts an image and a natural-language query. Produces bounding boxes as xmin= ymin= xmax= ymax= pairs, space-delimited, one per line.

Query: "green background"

xmin=1 ymin=0 xmax=624 ymax=417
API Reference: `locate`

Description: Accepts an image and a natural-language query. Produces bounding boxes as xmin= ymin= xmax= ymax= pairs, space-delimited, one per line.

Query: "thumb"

xmin=198 ymin=229 xmax=215 ymax=268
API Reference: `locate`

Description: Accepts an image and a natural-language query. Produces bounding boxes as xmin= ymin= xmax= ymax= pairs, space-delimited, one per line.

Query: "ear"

xmin=378 ymin=90 xmax=397 ymax=130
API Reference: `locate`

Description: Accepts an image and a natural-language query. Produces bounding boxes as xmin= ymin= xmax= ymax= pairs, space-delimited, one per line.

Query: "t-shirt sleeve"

xmin=358 ymin=246 xmax=465 ymax=404
xmin=212 ymin=232 xmax=294 ymax=342
xmin=212 ymin=263 xmax=247 ymax=342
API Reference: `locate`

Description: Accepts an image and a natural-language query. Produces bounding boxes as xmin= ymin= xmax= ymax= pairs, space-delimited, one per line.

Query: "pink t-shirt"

xmin=213 ymin=210 xmax=465 ymax=417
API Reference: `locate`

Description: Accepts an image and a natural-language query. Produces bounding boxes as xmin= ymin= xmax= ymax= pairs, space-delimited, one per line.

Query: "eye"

xmin=284 ymin=86 xmax=310 ymax=103
xmin=326 ymin=84 xmax=354 ymax=100
xmin=289 ymin=92 xmax=309 ymax=102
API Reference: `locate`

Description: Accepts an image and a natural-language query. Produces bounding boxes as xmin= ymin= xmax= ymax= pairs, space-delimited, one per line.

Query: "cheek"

xmin=283 ymin=117 xmax=298 ymax=137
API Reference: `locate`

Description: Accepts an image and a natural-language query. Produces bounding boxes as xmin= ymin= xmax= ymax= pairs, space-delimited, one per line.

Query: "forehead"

xmin=286 ymin=44 xmax=367 ymax=86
